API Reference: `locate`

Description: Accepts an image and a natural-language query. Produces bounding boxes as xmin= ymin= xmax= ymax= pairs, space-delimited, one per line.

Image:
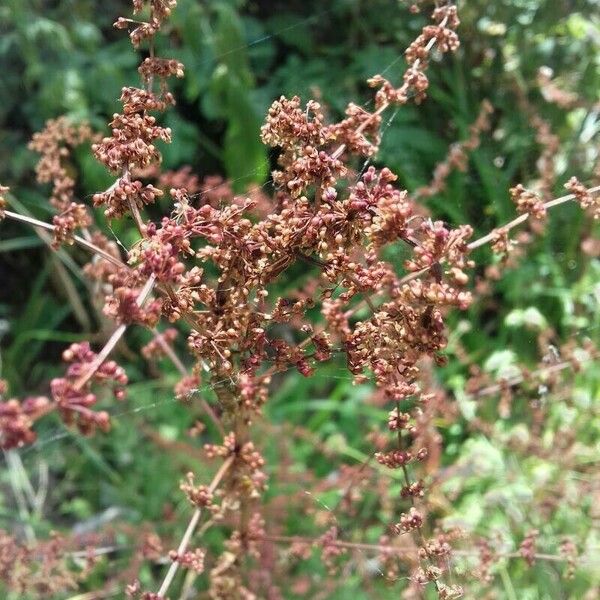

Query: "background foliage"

xmin=0 ymin=0 xmax=599 ymax=597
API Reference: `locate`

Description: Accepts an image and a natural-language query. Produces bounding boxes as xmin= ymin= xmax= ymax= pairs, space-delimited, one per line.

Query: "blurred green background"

xmin=0 ymin=0 xmax=599 ymax=598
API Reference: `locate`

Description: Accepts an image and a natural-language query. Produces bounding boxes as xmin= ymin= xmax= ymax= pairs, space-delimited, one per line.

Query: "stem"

xmin=74 ymin=275 xmax=156 ymax=390
xmin=395 ymin=400 xmax=442 ymax=595
xmin=155 ymin=334 xmax=188 ymax=376
xmin=468 ymin=185 xmax=600 ymax=251
xmin=128 ymin=196 xmax=146 ymax=234
xmin=3 ymin=210 xmax=126 ymax=269
xmin=330 ymin=12 xmax=449 ymax=161
xmin=235 ymin=411 xmax=251 ymax=550
xmin=153 ymin=332 xmax=225 ymax=436
xmin=157 ymin=455 xmax=234 ymax=598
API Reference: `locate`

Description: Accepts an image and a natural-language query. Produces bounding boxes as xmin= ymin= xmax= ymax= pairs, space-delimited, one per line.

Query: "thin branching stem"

xmin=3 ymin=209 xmax=126 ymax=268
xmin=157 ymin=455 xmax=234 ymax=598
xmin=468 ymin=185 xmax=600 ymax=250
xmin=73 ymin=275 xmax=156 ymax=390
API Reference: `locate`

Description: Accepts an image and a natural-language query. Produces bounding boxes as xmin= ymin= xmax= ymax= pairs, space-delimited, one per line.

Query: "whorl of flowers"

xmin=0 ymin=394 xmax=49 ymax=450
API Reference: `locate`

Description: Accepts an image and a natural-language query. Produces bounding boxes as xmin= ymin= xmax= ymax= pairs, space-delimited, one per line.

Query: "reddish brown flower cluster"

xmin=489 ymin=226 xmax=515 ymax=256
xmin=92 ymin=107 xmax=172 ymax=174
xmin=369 ymin=5 xmax=460 ymax=107
xmin=104 ymin=285 xmax=162 ymax=326
xmin=93 ymin=1 xmax=183 ymax=219
xmin=28 ymin=117 xmax=93 ymax=209
xmin=115 ymin=0 xmax=176 ymax=47
xmin=204 ymin=433 xmax=267 ymax=500
xmin=28 ymin=117 xmax=95 ymax=247
xmin=393 ymin=507 xmax=424 ymax=533
xmin=419 ymin=534 xmax=452 ymax=560
xmin=50 ymin=342 xmax=127 ymax=435
xmin=94 ymin=174 xmax=164 ymax=220
xmin=202 ymin=431 xmax=234 ymax=458
xmin=519 ymin=529 xmax=539 ymax=567
xmin=0 ymin=395 xmax=49 ymax=450
xmin=81 ymin=235 xmax=165 ymax=329
xmin=262 ymin=97 xmax=347 ymax=196
xmin=169 ymin=546 xmax=205 ymax=574
xmin=180 ymin=472 xmax=214 ymax=508
xmin=334 ymin=104 xmax=383 ymax=156
xmin=566 ymin=176 xmax=599 ymax=219
xmin=401 ymin=480 xmax=425 ymax=498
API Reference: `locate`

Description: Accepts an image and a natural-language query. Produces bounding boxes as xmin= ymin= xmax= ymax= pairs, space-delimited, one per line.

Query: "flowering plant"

xmin=1 ymin=1 xmax=599 ymax=598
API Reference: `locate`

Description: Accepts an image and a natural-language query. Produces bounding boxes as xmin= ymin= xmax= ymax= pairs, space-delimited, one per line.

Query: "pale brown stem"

xmin=153 ymin=332 xmax=225 ymax=436
xmin=157 ymin=455 xmax=234 ymax=598
xmin=3 ymin=210 xmax=125 ymax=269
xmin=468 ymin=185 xmax=600 ymax=250
xmin=234 ymin=412 xmax=251 ymax=550
xmin=128 ymin=197 xmax=146 ymax=235
xmin=154 ymin=333 xmax=188 ymax=376
xmin=73 ymin=275 xmax=156 ymax=390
